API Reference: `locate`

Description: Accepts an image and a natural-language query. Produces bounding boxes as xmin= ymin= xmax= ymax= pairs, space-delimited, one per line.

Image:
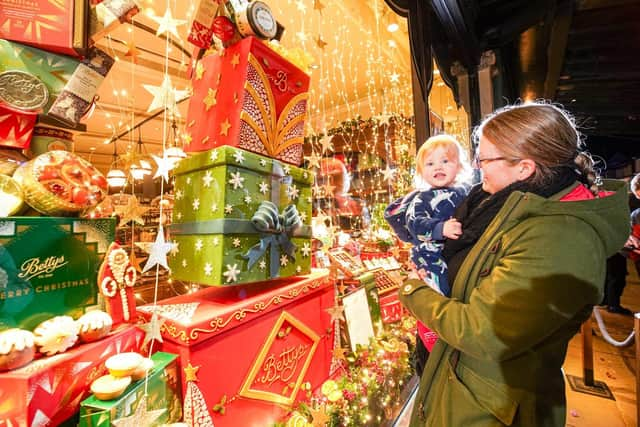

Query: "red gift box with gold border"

xmin=184 ymin=36 xmax=310 ymax=166
xmin=137 ymin=271 xmax=335 ymax=427
xmin=0 ymin=324 xmax=143 ymax=427
xmin=0 ymin=104 xmax=37 ymax=150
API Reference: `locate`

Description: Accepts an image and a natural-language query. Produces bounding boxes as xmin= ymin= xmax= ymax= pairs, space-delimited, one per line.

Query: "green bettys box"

xmin=79 ymin=352 xmax=182 ymax=427
xmin=0 ymin=217 xmax=115 ymax=331
xmin=169 ymin=146 xmax=313 ymax=286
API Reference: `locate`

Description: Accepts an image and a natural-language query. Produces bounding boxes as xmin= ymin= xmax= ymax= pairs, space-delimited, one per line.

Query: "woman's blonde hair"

xmin=475 ymin=102 xmax=599 ymax=194
xmin=415 ymin=134 xmax=472 ymax=189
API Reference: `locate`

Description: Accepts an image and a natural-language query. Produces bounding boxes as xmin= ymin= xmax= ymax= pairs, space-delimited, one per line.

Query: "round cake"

xmin=105 ymin=352 xmax=144 ymax=377
xmin=33 ymin=315 xmax=80 ymax=356
xmin=13 ymin=150 xmax=108 ymax=215
xmin=77 ymin=311 xmax=113 ymax=343
xmin=90 ymin=374 xmax=132 ymax=400
xmin=0 ymin=329 xmax=35 ymax=371
xmin=130 ymin=357 xmax=154 ymax=381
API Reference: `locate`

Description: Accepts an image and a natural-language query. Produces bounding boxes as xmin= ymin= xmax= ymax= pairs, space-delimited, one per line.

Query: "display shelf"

xmin=389 ymin=376 xmax=419 ymax=427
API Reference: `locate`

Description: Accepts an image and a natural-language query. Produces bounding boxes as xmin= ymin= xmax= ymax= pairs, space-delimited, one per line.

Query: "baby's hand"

xmin=443 ymin=218 xmax=462 ymax=240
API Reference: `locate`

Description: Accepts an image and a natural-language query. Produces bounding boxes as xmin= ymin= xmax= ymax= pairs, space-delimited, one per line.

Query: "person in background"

xmin=314 ymin=157 xmax=370 ymax=232
xmin=384 ymin=134 xmax=470 ymax=373
xmin=399 ymin=102 xmax=629 ymax=426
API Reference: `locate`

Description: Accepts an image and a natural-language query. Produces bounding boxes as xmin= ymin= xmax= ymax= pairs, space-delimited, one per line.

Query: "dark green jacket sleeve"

xmin=399 ymin=216 xmax=605 ymax=361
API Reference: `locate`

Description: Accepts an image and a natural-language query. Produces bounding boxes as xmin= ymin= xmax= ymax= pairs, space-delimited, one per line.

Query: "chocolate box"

xmin=0 ymin=217 xmax=115 ymax=331
xmin=0 ymin=324 xmax=143 ymax=427
xmin=79 ymin=352 xmax=182 ymax=427
xmin=169 ymin=146 xmax=312 ymax=286
xmin=184 ymin=36 xmax=310 ymax=165
xmin=136 ymin=271 xmax=335 ymax=427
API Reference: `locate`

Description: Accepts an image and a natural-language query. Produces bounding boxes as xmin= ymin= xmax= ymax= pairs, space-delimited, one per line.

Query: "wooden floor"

xmin=395 ymin=260 xmax=640 ymax=427
xmin=565 ymin=260 xmax=639 ymax=427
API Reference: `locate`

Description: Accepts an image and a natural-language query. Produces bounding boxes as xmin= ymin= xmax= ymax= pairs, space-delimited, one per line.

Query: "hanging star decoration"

xmin=143 ymin=74 xmax=190 ymax=114
xmin=326 ymin=304 xmax=345 ymax=323
xmin=316 ymin=35 xmax=328 ymax=50
xmin=314 ymin=0 xmax=325 ymax=14
xmin=309 ymin=405 xmax=331 ymax=427
xmin=124 ymin=40 xmax=140 ymax=63
xmin=112 ymin=396 xmax=166 ymax=426
xmin=142 ymin=226 xmax=175 ymax=273
xmin=140 ymin=312 xmax=165 ymax=349
xmin=116 ymin=196 xmax=149 ymax=227
xmin=382 ymin=165 xmax=396 ymax=182
xmin=150 ymin=7 xmax=187 ymax=39
xmin=152 ymin=154 xmax=173 ymax=183
xmin=319 ymin=135 xmax=333 ymax=153
xmin=129 ymin=249 xmax=146 ymax=274
xmin=378 ymin=112 xmax=394 ymax=126
xmin=306 ymin=151 xmax=322 ymax=169
xmin=389 ymin=72 xmax=400 ymax=83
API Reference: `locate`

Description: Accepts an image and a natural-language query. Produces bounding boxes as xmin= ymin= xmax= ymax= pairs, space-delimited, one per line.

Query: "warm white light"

xmin=387 ymin=23 xmax=399 ymax=32
xmin=106 ymin=169 xmax=126 ymax=187
xmin=164 ymin=146 xmax=187 ymax=162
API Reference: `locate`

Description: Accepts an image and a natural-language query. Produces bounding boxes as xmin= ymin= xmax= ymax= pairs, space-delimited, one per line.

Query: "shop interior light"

xmin=387 ymin=23 xmax=399 ymax=32
xmin=106 ymin=169 xmax=127 ymax=187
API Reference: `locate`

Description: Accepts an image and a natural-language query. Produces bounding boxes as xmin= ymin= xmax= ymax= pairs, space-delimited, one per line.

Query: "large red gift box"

xmin=184 ymin=36 xmax=310 ymax=166
xmin=0 ymin=324 xmax=143 ymax=427
xmin=137 ymin=271 xmax=335 ymax=427
xmin=0 ymin=104 xmax=37 ymax=150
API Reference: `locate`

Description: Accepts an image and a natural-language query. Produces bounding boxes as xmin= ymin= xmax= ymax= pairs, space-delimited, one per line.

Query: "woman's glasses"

xmin=473 ymin=156 xmax=521 ymax=168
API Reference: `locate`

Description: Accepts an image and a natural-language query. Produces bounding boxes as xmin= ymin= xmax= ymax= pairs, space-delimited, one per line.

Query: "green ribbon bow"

xmin=242 ymin=201 xmax=302 ymax=277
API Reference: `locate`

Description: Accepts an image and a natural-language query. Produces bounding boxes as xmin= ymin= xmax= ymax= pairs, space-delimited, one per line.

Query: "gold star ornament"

xmin=316 ymin=35 xmax=328 ymax=50
xmin=220 ymin=118 xmax=231 ymax=136
xmin=325 ymin=304 xmax=345 ymax=323
xmin=116 ymin=196 xmax=149 ymax=227
xmin=309 ymin=405 xmax=330 ymax=427
xmin=124 ymin=40 xmax=140 ymax=63
xmin=184 ymin=362 xmax=200 ymax=382
xmin=231 ymin=53 xmax=240 ymax=68
xmin=203 ymin=87 xmax=217 ymax=110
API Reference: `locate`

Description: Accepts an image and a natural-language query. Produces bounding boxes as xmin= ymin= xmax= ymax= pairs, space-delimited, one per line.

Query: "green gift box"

xmin=79 ymin=352 xmax=182 ymax=427
xmin=0 ymin=39 xmax=80 ymax=113
xmin=0 ymin=217 xmax=115 ymax=331
xmin=169 ymin=146 xmax=313 ymax=286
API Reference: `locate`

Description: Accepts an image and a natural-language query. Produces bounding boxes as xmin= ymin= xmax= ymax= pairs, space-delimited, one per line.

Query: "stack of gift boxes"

xmin=134 ymin=5 xmax=337 ymax=423
xmin=0 ymin=2 xmax=173 ymax=426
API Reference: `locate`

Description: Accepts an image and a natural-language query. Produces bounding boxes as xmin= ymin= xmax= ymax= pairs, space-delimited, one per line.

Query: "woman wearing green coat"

xmin=399 ymin=103 xmax=630 ymax=426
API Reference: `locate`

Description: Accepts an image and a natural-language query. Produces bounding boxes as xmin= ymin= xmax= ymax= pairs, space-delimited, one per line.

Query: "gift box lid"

xmin=136 ymin=270 xmax=332 ymax=346
xmin=174 ymin=145 xmax=313 ymax=186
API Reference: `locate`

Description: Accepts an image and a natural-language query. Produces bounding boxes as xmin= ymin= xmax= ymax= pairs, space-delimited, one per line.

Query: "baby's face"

xmin=421 ymin=146 xmax=460 ymax=188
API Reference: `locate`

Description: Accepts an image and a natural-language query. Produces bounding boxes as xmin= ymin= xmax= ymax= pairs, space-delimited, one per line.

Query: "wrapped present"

xmin=169 ymin=146 xmax=312 ymax=286
xmin=0 ymin=40 xmax=80 ymax=114
xmin=0 ymin=104 xmax=37 ymax=150
xmin=29 ymin=125 xmax=74 ymax=156
xmin=184 ymin=36 xmax=310 ymax=165
xmin=79 ymin=352 xmax=182 ymax=427
xmin=0 ymin=217 xmax=115 ymax=331
xmin=136 ymin=271 xmax=335 ymax=427
xmin=0 ymin=0 xmax=89 ymax=57
xmin=0 ymin=324 xmax=143 ymax=427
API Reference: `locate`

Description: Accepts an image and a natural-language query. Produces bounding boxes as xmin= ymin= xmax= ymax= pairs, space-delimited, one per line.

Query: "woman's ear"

xmin=518 ymin=159 xmax=537 ymax=180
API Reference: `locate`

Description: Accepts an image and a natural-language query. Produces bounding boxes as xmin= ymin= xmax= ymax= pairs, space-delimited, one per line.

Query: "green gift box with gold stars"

xmin=79 ymin=352 xmax=182 ymax=427
xmin=169 ymin=146 xmax=313 ymax=286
